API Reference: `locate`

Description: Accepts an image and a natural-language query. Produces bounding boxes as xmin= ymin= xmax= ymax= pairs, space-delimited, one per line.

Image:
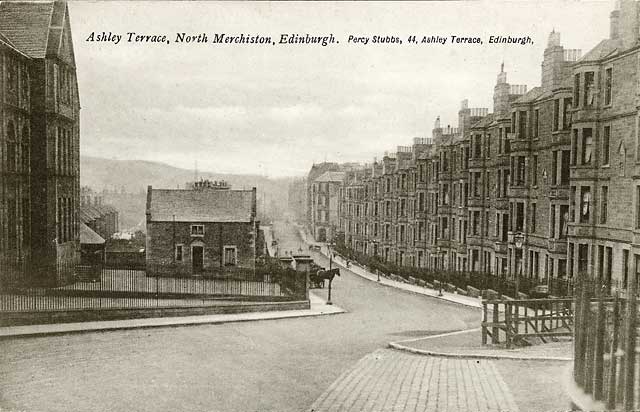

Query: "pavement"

xmin=0 ymin=291 xmax=345 ymax=339
xmin=390 ymin=328 xmax=573 ymax=362
xmin=309 ymin=349 xmax=520 ymax=412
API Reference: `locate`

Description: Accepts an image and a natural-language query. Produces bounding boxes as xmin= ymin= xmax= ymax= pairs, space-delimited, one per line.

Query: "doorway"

xmin=192 ymin=246 xmax=204 ymax=273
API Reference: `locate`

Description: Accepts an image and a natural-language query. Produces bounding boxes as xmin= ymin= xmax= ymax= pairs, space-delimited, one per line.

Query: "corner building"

xmin=0 ymin=1 xmax=81 ymax=285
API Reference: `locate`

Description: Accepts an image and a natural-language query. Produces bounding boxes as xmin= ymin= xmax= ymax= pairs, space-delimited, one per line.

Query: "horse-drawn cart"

xmin=309 ymin=271 xmax=325 ymax=288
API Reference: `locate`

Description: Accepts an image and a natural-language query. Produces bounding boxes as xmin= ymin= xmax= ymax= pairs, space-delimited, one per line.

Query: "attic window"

xmin=191 ymin=225 xmax=204 ymax=236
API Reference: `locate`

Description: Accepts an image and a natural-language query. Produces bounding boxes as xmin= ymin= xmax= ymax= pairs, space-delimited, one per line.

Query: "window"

xmin=518 ymin=111 xmax=527 ymax=138
xmin=636 ymin=186 xmax=640 ymax=229
xmin=574 ymin=73 xmax=580 ymax=105
xmin=563 ymin=98 xmax=572 ymax=130
xmin=623 ymin=250 xmax=629 ymax=288
xmin=550 ymin=205 xmax=556 ymax=238
xmin=517 ymin=156 xmax=525 ymax=186
xmin=176 ymin=245 xmax=183 ymax=261
xmin=485 ymin=211 xmax=489 ymax=236
xmin=560 ymin=205 xmax=569 ymax=239
xmin=485 ymin=171 xmax=490 ymax=197
xmin=473 ymin=172 xmax=480 ymax=197
xmin=516 ymin=202 xmax=524 ymax=232
xmin=191 ymin=224 xmax=204 ymax=236
xmin=580 ymin=186 xmax=591 ymax=224
xmin=533 ymin=109 xmax=539 ymax=138
xmin=605 ymin=67 xmax=612 ymax=106
xmin=582 ymin=128 xmax=593 ymax=165
xmin=473 ymin=211 xmax=480 ymax=235
xmin=602 ymin=126 xmax=610 ymax=165
xmin=571 ymin=129 xmax=578 ymax=165
xmin=600 ymin=186 xmax=608 ymax=224
xmin=578 ymin=244 xmax=589 ymax=275
xmin=561 ymin=151 xmax=571 ymax=185
xmin=223 ymin=246 xmax=237 ymax=266
xmin=584 ymin=72 xmax=595 ymax=107
xmin=7 ymin=198 xmax=16 ymax=250
xmin=530 ymin=203 xmax=536 ymax=233
xmin=553 ymin=99 xmax=560 ymax=132
xmin=552 ymin=151 xmax=558 ymax=185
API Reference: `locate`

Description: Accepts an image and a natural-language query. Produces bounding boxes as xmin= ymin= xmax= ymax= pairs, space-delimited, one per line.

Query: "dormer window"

xmin=191 ymin=224 xmax=204 ymax=236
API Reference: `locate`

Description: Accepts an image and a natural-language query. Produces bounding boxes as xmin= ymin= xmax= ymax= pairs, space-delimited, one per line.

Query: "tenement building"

xmin=0 ymin=1 xmax=80 ymax=285
xmin=320 ymin=0 xmax=640 ymax=292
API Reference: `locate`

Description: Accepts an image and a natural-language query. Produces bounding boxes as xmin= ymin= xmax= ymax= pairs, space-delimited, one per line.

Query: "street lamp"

xmin=514 ymin=232 xmax=525 ymax=297
xmin=437 ymin=246 xmax=443 ymax=296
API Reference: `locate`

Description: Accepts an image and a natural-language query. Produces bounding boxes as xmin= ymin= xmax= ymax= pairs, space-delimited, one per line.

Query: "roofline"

xmin=149 ymin=219 xmax=252 ymax=222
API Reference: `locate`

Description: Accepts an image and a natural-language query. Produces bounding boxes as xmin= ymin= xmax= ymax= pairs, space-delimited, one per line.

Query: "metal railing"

xmin=0 ymin=260 xmax=308 ymax=314
xmin=573 ymin=278 xmax=639 ymax=411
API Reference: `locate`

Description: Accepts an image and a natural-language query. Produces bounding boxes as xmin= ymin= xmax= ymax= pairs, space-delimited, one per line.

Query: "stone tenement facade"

xmin=310 ymin=171 xmax=345 ymax=242
xmin=330 ymin=0 xmax=640 ymax=291
xmin=0 ymin=1 xmax=81 ymax=285
xmin=146 ymin=183 xmax=259 ymax=276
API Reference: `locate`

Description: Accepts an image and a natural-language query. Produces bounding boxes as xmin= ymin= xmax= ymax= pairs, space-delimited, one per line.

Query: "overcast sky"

xmin=70 ymin=1 xmax=611 ymax=177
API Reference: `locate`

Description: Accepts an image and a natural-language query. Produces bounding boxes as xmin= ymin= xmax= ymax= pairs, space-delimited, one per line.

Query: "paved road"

xmin=309 ymin=349 xmax=519 ymax=412
xmin=0 ymin=221 xmax=480 ymax=412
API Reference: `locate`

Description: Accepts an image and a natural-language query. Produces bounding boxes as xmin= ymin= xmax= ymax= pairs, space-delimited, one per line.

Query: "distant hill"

xmin=80 ymin=156 xmax=294 ymax=231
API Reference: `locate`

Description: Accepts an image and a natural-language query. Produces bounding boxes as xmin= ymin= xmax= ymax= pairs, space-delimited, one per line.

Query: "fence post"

xmin=623 ymin=266 xmax=637 ymax=411
xmin=482 ymin=301 xmax=488 ymax=345
xmin=606 ymin=294 xmax=620 ymax=410
xmin=505 ymin=302 xmax=512 ymax=349
xmin=593 ymin=282 xmax=606 ymax=401
xmin=492 ymin=302 xmax=499 ymax=344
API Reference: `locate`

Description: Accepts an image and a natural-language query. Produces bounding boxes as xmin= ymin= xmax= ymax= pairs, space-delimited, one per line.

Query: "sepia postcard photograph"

xmin=0 ymin=0 xmax=639 ymax=411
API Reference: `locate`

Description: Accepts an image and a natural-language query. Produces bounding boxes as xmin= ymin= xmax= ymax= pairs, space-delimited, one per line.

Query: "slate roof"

xmin=579 ymin=39 xmax=620 ymax=62
xmin=0 ymin=1 xmax=55 ymax=58
xmin=79 ymin=203 xmax=118 ymax=224
xmin=314 ymin=171 xmax=345 ymax=183
xmin=80 ymin=222 xmax=105 ymax=245
xmin=513 ymin=86 xmax=544 ymax=104
xmin=148 ymin=188 xmax=255 ymax=223
xmin=470 ymin=114 xmax=495 ymax=129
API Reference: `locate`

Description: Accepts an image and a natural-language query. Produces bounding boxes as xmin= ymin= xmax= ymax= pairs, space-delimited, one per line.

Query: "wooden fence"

xmin=573 ymin=279 xmax=639 ymax=411
xmin=482 ymin=298 xmax=574 ymax=348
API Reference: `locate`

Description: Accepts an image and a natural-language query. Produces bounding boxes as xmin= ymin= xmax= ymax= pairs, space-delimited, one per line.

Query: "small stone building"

xmin=145 ymin=184 xmax=258 ymax=276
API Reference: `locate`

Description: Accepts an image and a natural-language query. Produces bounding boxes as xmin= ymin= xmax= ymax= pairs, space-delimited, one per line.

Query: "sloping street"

xmin=0 ymin=220 xmax=480 ymax=412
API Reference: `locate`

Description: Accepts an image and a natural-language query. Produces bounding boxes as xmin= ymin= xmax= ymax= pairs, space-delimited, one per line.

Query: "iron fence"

xmin=0 ymin=260 xmax=307 ymax=313
xmin=332 ymin=244 xmax=576 ymax=298
xmin=574 ymin=278 xmax=640 ymax=411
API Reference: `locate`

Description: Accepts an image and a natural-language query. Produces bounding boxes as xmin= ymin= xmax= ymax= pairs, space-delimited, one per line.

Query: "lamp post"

xmin=514 ymin=232 xmax=525 ymax=297
xmin=437 ymin=246 xmax=443 ymax=296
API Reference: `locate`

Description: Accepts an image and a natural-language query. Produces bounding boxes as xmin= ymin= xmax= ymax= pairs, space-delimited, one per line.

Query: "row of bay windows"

xmin=509 ymin=68 xmax=614 ymax=142
xmin=568 ymin=243 xmax=639 ymax=290
xmin=345 ymin=181 xmax=612 ymax=247
xmin=574 ymin=67 xmax=613 ymax=110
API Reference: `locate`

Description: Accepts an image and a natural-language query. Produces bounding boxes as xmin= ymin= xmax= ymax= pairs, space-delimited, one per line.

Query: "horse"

xmin=315 ymin=268 xmax=340 ymax=283
xmin=315 ymin=268 xmax=340 ymax=304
